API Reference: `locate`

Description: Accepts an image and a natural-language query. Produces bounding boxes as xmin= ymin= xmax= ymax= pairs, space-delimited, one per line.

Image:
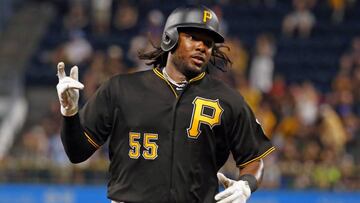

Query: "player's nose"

xmin=194 ymin=40 xmax=207 ymax=52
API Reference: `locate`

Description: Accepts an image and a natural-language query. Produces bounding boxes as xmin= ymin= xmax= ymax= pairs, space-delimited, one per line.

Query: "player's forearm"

xmin=61 ymin=113 xmax=97 ymax=163
xmin=238 ymin=159 xmax=264 ymax=192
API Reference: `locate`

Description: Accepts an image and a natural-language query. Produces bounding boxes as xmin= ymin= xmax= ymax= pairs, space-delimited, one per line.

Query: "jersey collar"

xmin=153 ymin=67 xmax=206 ymax=84
xmin=153 ymin=67 xmax=206 ymax=98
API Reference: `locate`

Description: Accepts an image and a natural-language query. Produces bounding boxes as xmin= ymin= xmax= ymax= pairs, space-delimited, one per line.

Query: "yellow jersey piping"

xmin=152 ymin=68 xmax=206 ymax=97
xmin=84 ymin=131 xmax=100 ymax=149
xmin=238 ymin=146 xmax=275 ymax=168
xmin=189 ymin=72 xmax=206 ymax=83
xmin=153 ymin=68 xmax=178 ymax=98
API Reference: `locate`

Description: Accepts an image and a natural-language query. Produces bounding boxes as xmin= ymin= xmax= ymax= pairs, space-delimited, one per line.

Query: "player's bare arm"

xmin=239 ymin=159 xmax=264 ymax=185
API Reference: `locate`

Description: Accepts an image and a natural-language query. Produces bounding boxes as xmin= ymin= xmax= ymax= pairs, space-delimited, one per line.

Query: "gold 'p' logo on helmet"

xmin=203 ymin=10 xmax=212 ymax=23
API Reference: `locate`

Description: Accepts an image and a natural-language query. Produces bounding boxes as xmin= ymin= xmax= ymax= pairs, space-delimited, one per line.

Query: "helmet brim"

xmin=177 ymin=25 xmax=224 ymax=43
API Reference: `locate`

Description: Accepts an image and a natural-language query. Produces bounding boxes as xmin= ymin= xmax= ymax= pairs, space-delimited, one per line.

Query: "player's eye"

xmin=204 ymin=40 xmax=214 ymax=48
xmin=184 ymin=33 xmax=193 ymax=40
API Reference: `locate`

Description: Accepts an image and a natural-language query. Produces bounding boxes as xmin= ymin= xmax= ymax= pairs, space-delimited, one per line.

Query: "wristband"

xmin=239 ymin=174 xmax=258 ymax=193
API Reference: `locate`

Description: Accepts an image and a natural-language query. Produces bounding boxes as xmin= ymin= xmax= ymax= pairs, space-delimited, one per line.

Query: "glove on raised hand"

xmin=215 ymin=173 xmax=251 ymax=203
xmin=56 ymin=62 xmax=84 ymax=117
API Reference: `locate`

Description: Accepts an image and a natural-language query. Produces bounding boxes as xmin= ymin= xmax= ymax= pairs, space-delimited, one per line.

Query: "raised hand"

xmin=56 ymin=62 xmax=84 ymax=116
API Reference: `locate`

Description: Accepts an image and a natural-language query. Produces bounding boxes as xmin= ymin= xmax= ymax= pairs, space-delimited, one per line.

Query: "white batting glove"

xmin=56 ymin=62 xmax=84 ymax=117
xmin=215 ymin=173 xmax=251 ymax=203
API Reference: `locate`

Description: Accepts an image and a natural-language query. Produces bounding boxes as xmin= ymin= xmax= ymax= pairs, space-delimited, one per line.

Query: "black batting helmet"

xmin=160 ymin=5 xmax=224 ymax=52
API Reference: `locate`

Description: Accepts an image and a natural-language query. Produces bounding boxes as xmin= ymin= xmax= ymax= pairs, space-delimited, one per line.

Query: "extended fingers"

xmin=70 ymin=66 xmax=79 ymax=81
xmin=57 ymin=62 xmax=66 ymax=80
xmin=58 ymin=63 xmax=81 ymax=82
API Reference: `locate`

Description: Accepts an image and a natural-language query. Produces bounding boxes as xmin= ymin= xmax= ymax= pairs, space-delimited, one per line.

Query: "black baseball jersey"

xmin=79 ymin=68 xmax=275 ymax=203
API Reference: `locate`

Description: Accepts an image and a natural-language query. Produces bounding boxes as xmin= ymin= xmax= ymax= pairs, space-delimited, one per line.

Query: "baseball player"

xmin=57 ymin=5 xmax=275 ymax=203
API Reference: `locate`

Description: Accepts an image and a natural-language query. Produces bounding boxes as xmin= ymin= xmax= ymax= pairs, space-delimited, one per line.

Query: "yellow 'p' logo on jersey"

xmin=187 ymin=97 xmax=223 ymax=139
xmin=203 ymin=10 xmax=212 ymax=23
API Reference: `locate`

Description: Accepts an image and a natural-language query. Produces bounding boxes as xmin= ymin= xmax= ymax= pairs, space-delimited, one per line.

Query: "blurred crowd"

xmin=217 ymin=31 xmax=360 ymax=190
xmin=0 ymin=0 xmax=359 ymax=191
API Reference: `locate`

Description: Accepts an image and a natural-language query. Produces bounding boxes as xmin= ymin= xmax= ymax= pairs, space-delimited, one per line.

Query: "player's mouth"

xmin=191 ymin=55 xmax=205 ymax=66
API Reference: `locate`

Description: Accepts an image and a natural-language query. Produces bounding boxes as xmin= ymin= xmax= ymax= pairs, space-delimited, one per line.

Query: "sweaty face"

xmin=170 ymin=29 xmax=214 ymax=78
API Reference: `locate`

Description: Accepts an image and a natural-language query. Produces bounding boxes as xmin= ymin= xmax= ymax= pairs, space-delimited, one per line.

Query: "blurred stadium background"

xmin=0 ymin=0 xmax=360 ymax=202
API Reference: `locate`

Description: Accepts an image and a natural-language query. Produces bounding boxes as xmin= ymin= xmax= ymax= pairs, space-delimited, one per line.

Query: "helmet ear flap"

xmin=161 ymin=27 xmax=179 ymax=52
xmin=163 ymin=34 xmax=171 ymax=45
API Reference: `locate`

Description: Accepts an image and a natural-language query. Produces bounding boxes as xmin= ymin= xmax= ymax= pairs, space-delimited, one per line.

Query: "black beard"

xmin=183 ymin=68 xmax=200 ymax=79
xmin=172 ymin=52 xmax=204 ymax=79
